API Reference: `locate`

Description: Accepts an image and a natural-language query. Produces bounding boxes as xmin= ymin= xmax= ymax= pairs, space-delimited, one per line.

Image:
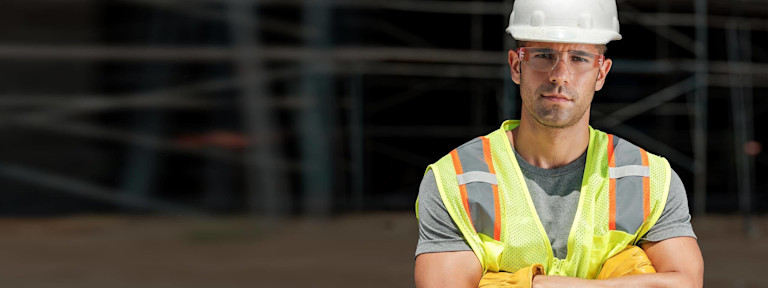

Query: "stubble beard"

xmin=524 ymin=83 xmax=592 ymax=129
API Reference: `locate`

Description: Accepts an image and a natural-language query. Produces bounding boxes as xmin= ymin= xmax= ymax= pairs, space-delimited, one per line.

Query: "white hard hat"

xmin=506 ymin=0 xmax=622 ymax=45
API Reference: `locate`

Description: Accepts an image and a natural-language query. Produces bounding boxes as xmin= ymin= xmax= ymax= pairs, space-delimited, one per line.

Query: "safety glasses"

xmin=516 ymin=47 xmax=605 ymax=74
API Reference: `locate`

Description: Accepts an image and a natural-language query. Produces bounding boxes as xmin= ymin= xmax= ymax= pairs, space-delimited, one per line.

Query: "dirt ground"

xmin=0 ymin=213 xmax=764 ymax=287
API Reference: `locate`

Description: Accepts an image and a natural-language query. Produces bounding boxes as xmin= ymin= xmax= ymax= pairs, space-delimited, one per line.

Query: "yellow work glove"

xmin=597 ymin=245 xmax=656 ymax=279
xmin=478 ymin=264 xmax=545 ymax=288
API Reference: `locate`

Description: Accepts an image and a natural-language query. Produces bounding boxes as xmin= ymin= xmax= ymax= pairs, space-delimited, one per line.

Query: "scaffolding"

xmin=0 ymin=0 xmax=765 ymax=231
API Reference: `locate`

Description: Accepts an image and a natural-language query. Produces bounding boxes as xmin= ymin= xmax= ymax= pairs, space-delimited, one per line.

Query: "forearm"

xmin=415 ymin=251 xmax=482 ymax=288
xmin=533 ymin=271 xmax=701 ymax=288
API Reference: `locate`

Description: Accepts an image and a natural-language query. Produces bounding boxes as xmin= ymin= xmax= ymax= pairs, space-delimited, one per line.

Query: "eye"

xmin=533 ymin=53 xmax=555 ymax=60
xmin=571 ymin=56 xmax=591 ymax=63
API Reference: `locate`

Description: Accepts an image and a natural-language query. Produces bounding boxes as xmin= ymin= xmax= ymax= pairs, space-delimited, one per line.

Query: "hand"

xmin=478 ymin=264 xmax=544 ymax=287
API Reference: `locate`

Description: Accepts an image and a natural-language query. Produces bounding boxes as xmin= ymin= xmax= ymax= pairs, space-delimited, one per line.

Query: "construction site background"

xmin=0 ymin=0 xmax=765 ymax=286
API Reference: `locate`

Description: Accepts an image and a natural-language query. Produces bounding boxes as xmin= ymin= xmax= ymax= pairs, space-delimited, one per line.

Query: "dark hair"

xmin=515 ymin=40 xmax=608 ymax=55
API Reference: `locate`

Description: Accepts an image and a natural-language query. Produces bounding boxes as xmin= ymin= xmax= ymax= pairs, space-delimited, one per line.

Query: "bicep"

xmin=415 ymin=171 xmax=481 ymax=287
xmin=640 ymin=170 xmax=697 ymax=244
xmin=416 ymin=170 xmax=472 ymax=256
xmin=415 ymin=251 xmax=482 ymax=288
xmin=641 ymin=237 xmax=703 ymax=287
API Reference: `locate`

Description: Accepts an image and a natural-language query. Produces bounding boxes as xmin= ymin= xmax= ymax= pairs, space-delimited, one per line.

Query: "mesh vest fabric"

xmin=425 ymin=120 xmax=671 ymax=278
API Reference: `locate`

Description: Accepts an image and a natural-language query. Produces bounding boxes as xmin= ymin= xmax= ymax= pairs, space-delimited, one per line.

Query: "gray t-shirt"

xmin=416 ymin=148 xmax=696 ymax=259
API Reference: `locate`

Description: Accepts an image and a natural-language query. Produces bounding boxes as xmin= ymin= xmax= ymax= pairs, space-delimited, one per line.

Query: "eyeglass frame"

xmin=515 ymin=47 xmax=606 ymax=74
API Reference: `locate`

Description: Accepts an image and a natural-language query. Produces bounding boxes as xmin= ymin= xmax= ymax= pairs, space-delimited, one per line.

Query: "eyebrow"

xmin=530 ymin=48 xmax=557 ymax=53
xmin=568 ymin=50 xmax=597 ymax=57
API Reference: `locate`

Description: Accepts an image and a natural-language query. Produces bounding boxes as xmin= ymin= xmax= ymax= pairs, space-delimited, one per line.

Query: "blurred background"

xmin=0 ymin=0 xmax=766 ymax=286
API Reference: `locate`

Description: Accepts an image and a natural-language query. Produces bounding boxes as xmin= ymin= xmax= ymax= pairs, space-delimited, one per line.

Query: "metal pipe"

xmin=301 ymin=0 xmax=334 ymax=216
xmin=728 ymin=22 xmax=757 ymax=236
xmin=692 ymin=0 xmax=709 ymax=216
xmin=227 ymin=0 xmax=288 ymax=217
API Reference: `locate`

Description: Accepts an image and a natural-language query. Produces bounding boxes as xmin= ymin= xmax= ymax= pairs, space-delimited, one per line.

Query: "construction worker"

xmin=414 ymin=0 xmax=704 ymax=287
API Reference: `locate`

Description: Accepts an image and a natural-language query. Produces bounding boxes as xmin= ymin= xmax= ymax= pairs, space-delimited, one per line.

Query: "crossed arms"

xmin=414 ymin=236 xmax=703 ymax=288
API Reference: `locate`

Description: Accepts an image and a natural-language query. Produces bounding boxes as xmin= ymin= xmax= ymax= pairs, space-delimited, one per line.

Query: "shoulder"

xmin=640 ymin=167 xmax=697 ymax=242
xmin=668 ymin=168 xmax=684 ymax=192
xmin=609 ymin=133 xmax=659 ymax=158
xmin=438 ymin=126 xmax=506 ymax=161
xmin=605 ymin=133 xmax=669 ymax=172
xmin=417 ymin=170 xmax=441 ymax=220
xmin=452 ymin=136 xmax=485 ymax=155
xmin=665 ymin=168 xmax=690 ymax=215
xmin=418 ymin=169 xmax=440 ymax=202
xmin=415 ymin=170 xmax=472 ymax=255
xmin=429 ymin=135 xmax=489 ymax=169
xmin=593 ymin=128 xmax=652 ymax=156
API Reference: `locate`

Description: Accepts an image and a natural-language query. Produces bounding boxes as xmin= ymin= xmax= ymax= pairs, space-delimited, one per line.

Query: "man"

xmin=414 ymin=0 xmax=704 ymax=287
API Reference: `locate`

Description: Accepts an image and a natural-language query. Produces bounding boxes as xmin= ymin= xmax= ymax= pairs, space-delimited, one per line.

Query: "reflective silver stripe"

xmin=614 ymin=137 xmax=643 ymax=167
xmin=612 ymin=135 xmax=646 ymax=234
xmin=615 ymin=175 xmax=644 ymax=233
xmin=457 ymin=171 xmax=498 ymax=185
xmin=609 ymin=165 xmax=650 ymax=179
xmin=456 ymin=138 xmax=488 ymax=173
xmin=455 ymin=138 xmax=497 ymax=239
xmin=467 ymin=182 xmax=496 ymax=238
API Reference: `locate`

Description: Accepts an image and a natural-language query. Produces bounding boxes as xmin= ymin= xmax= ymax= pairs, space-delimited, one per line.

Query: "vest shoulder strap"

xmin=447 ymin=136 xmax=502 ymax=241
xmin=606 ymin=134 xmax=664 ymax=235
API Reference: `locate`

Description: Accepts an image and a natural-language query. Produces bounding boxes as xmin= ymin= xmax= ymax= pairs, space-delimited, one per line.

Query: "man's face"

xmin=508 ymin=41 xmax=613 ymax=129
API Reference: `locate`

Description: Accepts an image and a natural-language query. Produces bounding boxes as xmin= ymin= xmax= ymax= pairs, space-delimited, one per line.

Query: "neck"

xmin=509 ymin=112 xmax=591 ymax=169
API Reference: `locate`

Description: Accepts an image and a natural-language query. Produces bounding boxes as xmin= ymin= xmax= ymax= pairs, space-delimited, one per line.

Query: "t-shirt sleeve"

xmin=415 ymin=169 xmax=472 ymax=258
xmin=638 ymin=168 xmax=697 ymax=244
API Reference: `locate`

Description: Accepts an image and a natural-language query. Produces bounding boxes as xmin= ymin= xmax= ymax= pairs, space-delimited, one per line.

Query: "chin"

xmin=535 ymin=113 xmax=582 ymax=129
xmin=535 ymin=118 xmax=572 ymax=129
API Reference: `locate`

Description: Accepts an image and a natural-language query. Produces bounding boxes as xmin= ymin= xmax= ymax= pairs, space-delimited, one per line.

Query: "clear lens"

xmin=521 ymin=48 xmax=602 ymax=73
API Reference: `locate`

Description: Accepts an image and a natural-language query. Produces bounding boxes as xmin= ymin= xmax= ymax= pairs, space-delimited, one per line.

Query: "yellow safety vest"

xmin=417 ymin=120 xmax=671 ymax=278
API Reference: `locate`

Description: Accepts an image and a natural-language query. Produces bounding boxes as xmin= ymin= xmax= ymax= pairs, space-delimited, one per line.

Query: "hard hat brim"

xmin=506 ymin=26 xmax=622 ymax=45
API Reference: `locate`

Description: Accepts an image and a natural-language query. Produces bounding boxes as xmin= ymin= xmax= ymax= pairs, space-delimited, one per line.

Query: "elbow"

xmin=689 ymin=257 xmax=704 ymax=288
xmin=691 ymin=263 xmax=704 ymax=288
xmin=679 ymin=262 xmax=704 ymax=288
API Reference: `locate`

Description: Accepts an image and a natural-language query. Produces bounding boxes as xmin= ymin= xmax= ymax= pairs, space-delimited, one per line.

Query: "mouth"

xmin=541 ymin=93 xmax=572 ymax=102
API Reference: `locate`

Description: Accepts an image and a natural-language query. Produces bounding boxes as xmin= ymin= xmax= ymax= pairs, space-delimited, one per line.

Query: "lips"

xmin=541 ymin=94 xmax=572 ymax=102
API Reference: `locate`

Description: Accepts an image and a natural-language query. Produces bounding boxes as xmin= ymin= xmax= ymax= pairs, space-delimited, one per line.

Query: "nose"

xmin=549 ymin=57 xmax=571 ymax=85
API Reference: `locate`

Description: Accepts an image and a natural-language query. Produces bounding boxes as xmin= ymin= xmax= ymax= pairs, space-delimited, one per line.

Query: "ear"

xmin=508 ymin=49 xmax=521 ymax=85
xmin=594 ymin=58 xmax=613 ymax=91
